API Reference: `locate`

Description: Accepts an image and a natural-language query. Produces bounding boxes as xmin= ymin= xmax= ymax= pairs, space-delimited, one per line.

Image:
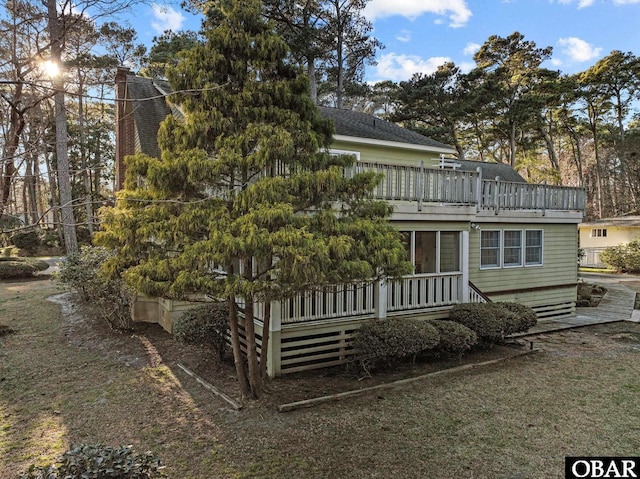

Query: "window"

xmin=503 ymin=230 xmax=523 ymax=267
xmin=591 ymin=228 xmax=607 ymax=238
xmin=414 ymin=232 xmax=437 ymax=273
xmin=525 ymin=230 xmax=543 ymax=266
xmin=440 ymin=232 xmax=461 ymax=272
xmin=401 ymin=231 xmax=461 ymax=273
xmin=480 ymin=231 xmax=500 ymax=268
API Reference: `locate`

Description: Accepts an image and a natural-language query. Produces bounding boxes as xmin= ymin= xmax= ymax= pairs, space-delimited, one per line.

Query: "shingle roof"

xmin=123 ymin=74 xmax=523 ymax=185
xmin=456 ymin=159 xmax=526 ymax=183
xmin=127 ymin=76 xmax=172 ymax=159
xmin=319 ymin=107 xmax=453 ymax=150
xmin=581 ymin=216 xmax=640 ymax=228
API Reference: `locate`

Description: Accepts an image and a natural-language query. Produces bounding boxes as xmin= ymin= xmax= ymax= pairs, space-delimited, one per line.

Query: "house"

xmin=579 ymin=216 xmax=640 ymax=268
xmin=115 ymin=67 xmax=586 ymax=376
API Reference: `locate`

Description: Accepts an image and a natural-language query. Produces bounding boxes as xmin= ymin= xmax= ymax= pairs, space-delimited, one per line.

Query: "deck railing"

xmin=351 ymin=161 xmax=585 ymax=212
xmin=386 ymin=273 xmax=461 ymax=312
xmin=279 ymin=283 xmax=375 ymax=323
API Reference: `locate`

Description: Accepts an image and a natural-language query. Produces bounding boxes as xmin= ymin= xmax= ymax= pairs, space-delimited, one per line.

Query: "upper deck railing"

xmin=349 ymin=161 xmax=586 ymax=213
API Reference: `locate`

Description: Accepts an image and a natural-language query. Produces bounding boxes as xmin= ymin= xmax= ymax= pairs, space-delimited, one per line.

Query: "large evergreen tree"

xmin=96 ymin=0 xmax=409 ymax=399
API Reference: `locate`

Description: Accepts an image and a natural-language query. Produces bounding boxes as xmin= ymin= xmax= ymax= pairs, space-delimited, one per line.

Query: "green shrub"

xmin=173 ymin=302 xmax=230 ymax=360
xmin=39 ymin=229 xmax=60 ymax=248
xmin=352 ymin=318 xmax=440 ymax=373
xmin=601 ymin=239 xmax=640 ymax=272
xmin=10 ymin=230 xmax=40 ymax=252
xmin=496 ymin=302 xmax=538 ymax=334
xmin=56 ymin=246 xmax=135 ymax=330
xmin=427 ymin=319 xmax=478 ymax=357
xmin=20 ymin=444 xmax=165 ymax=478
xmin=449 ymin=303 xmax=520 ymax=343
xmin=0 ymin=258 xmax=50 ymax=279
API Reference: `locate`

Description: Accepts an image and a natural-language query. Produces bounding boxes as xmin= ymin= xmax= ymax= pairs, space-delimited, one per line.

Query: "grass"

xmin=579 ymin=266 xmax=617 ymax=273
xmin=3 ymin=279 xmax=640 ymax=478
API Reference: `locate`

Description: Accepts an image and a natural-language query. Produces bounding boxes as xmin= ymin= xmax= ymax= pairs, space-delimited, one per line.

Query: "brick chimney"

xmin=115 ymin=67 xmax=134 ymax=191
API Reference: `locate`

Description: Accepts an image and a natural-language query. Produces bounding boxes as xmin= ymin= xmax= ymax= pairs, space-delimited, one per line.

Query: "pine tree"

xmin=96 ymin=0 xmax=410 ymax=399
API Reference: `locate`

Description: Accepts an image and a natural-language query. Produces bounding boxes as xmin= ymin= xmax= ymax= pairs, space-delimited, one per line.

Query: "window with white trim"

xmin=503 ymin=230 xmax=523 ymax=267
xmin=525 ymin=230 xmax=543 ymax=266
xmin=480 ymin=230 xmax=501 ymax=268
xmin=591 ymin=228 xmax=607 ymax=238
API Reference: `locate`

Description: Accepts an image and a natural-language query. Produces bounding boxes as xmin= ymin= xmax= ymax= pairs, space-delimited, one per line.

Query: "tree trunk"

xmin=47 ymin=0 xmax=78 ymax=254
xmin=1 ymin=99 xmax=25 ymax=216
xmin=228 ymin=296 xmax=251 ymax=398
xmin=307 ymin=61 xmax=317 ymax=104
xmin=259 ymin=301 xmax=271 ymax=380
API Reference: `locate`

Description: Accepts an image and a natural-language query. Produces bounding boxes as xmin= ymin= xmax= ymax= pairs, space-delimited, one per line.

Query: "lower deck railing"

xmin=247 ymin=273 xmax=464 ymax=324
xmin=386 ymin=273 xmax=461 ymax=313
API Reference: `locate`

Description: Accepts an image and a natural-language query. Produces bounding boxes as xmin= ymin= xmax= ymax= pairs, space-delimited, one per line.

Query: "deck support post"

xmin=417 ymin=160 xmax=424 ymax=212
xmin=461 ymin=230 xmax=470 ymax=302
xmin=266 ymin=300 xmax=282 ymax=378
xmin=494 ymin=176 xmax=501 ymax=215
xmin=374 ymin=279 xmax=388 ymax=319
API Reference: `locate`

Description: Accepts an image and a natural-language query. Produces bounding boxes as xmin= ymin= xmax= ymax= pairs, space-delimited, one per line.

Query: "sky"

xmin=132 ymin=0 xmax=640 ymax=83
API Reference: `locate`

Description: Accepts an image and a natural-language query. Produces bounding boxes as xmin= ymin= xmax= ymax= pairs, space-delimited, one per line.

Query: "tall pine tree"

xmin=96 ymin=0 xmax=409 ymax=399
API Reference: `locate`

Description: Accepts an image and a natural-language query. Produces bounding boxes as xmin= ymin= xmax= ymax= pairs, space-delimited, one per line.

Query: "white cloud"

xmin=374 ymin=53 xmax=451 ymax=81
xmin=151 ymin=4 xmax=185 ymax=34
xmin=557 ymin=37 xmax=602 ymax=62
xmin=396 ymin=30 xmax=412 ymax=42
xmin=364 ymin=0 xmax=472 ymax=28
xmin=557 ymin=0 xmax=595 ymax=7
xmin=463 ymin=42 xmax=481 ymax=56
xmin=613 ymin=0 xmax=640 ymax=3
xmin=458 ymin=61 xmax=476 ymax=73
xmin=550 ymin=58 xmax=563 ymax=67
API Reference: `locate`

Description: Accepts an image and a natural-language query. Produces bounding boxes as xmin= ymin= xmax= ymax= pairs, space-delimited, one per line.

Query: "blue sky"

xmin=133 ymin=0 xmax=640 ymax=82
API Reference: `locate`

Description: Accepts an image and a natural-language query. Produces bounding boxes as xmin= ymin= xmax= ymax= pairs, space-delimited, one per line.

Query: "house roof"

xmin=121 ymin=73 xmax=524 ymax=183
xmin=126 ymin=75 xmax=173 ymax=160
xmin=456 ymin=159 xmax=526 ymax=183
xmin=580 ymin=216 xmax=640 ymax=228
xmin=319 ymin=107 xmax=453 ymax=151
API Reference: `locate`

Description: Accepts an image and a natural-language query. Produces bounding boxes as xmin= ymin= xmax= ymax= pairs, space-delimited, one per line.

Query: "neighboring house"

xmin=579 ymin=216 xmax=640 ymax=268
xmin=115 ymin=67 xmax=586 ymax=376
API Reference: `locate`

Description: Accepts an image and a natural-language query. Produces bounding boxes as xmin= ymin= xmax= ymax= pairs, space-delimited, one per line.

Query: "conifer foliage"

xmin=96 ymin=0 xmax=410 ymax=399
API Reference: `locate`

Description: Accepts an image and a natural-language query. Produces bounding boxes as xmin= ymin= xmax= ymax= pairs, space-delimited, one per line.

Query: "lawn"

xmin=2 ymin=278 xmax=640 ymax=478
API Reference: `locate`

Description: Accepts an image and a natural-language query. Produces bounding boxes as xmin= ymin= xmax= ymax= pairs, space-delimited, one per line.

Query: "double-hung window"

xmin=480 ymin=231 xmax=500 ymax=268
xmin=503 ymin=230 xmax=523 ymax=267
xmin=525 ymin=230 xmax=543 ymax=266
xmin=480 ymin=229 xmax=544 ymax=269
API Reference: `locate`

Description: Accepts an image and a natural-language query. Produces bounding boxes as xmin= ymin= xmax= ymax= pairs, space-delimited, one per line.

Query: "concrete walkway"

xmin=513 ymin=280 xmax=638 ymax=337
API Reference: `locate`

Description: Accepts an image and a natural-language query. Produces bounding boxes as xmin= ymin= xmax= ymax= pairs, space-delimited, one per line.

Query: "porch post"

xmin=266 ymin=300 xmax=282 ymax=378
xmin=494 ymin=176 xmax=501 ymax=215
xmin=374 ymin=279 xmax=388 ymax=319
xmin=461 ymin=230 xmax=470 ymax=302
xmin=476 ymin=166 xmax=482 ymax=212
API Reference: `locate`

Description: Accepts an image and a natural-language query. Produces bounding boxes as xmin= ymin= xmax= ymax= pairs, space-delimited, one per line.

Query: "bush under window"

xmin=352 ymin=317 xmax=440 ymax=373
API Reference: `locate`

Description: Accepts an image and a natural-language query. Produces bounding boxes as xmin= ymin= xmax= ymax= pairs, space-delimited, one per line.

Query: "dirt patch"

xmin=0 ymin=325 xmax=15 ymax=337
xmin=48 ymin=291 xmax=222 ymax=373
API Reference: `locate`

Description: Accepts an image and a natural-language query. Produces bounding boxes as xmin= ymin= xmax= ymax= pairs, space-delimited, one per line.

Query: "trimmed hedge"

xmin=352 ymin=317 xmax=440 ymax=373
xmin=173 ymin=302 xmax=230 ymax=360
xmin=427 ymin=319 xmax=478 ymax=357
xmin=496 ymin=302 xmax=537 ymax=334
xmin=9 ymin=231 xmax=40 ymax=253
xmin=0 ymin=258 xmax=50 ymax=279
xmin=449 ymin=302 xmax=537 ymax=342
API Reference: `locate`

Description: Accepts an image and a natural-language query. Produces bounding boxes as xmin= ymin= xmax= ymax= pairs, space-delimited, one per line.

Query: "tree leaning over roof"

xmin=95 ymin=0 xmax=410 ymax=399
